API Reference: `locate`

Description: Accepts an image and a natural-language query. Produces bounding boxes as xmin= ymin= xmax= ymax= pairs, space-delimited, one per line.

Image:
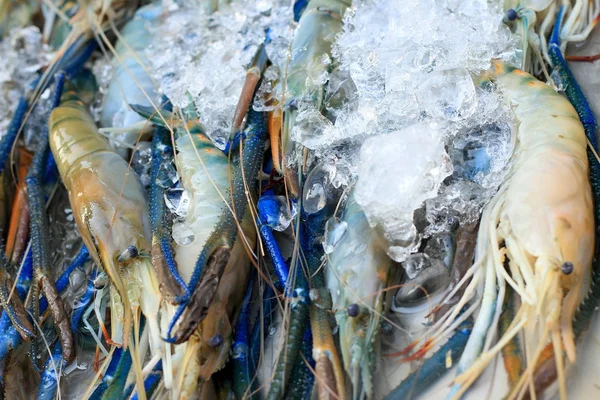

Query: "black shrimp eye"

xmin=561 ymin=262 xmax=574 ymax=275
xmin=208 ymin=333 xmax=224 ymax=347
xmin=347 ymin=303 xmax=359 ymax=317
xmin=506 ymin=8 xmax=518 ymax=21
xmin=118 ymin=245 xmax=139 ymax=263
xmin=127 ymin=245 xmax=139 ymax=258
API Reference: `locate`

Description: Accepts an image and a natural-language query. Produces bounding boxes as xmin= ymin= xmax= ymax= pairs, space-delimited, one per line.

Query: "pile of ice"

xmin=0 ymin=27 xmax=52 ymax=139
xmin=147 ymin=0 xmax=294 ymax=149
xmin=314 ymin=0 xmax=517 ymax=262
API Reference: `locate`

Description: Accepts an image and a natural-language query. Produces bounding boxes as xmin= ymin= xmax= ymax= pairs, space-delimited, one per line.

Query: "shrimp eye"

xmin=506 ymin=9 xmax=518 ymax=21
xmin=94 ymin=275 xmax=108 ymax=290
xmin=208 ymin=333 xmax=224 ymax=347
xmin=118 ymin=245 xmax=139 ymax=263
xmin=288 ymin=98 xmax=298 ymax=110
xmin=561 ymin=262 xmax=574 ymax=275
xmin=347 ymin=303 xmax=359 ymax=317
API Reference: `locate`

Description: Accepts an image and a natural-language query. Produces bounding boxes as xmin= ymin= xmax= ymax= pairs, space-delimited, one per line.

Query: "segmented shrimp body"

xmin=327 ymin=193 xmax=393 ymax=399
xmin=435 ymin=60 xmax=595 ymax=399
xmin=49 ymin=90 xmax=166 ymax=398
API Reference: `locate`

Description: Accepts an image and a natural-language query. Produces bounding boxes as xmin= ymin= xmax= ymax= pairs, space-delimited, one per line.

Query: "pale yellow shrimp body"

xmin=441 ymin=60 xmax=594 ymax=400
xmin=49 ymin=95 xmax=167 ymax=398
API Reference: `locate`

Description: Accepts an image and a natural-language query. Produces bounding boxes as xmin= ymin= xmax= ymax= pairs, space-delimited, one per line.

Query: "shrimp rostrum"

xmin=402 ymin=60 xmax=594 ymax=400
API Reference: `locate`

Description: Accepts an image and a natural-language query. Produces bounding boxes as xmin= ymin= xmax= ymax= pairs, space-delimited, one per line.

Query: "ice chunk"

xmin=165 ymin=187 xmax=191 ymax=219
xmin=172 ymin=221 xmax=195 ymax=246
xmin=131 ymin=142 xmax=152 ymax=188
xmin=303 ymin=160 xmax=338 ymax=214
xmin=323 ymin=217 xmax=348 ymax=254
xmin=147 ymin=1 xmax=294 ymax=149
xmin=257 ymin=194 xmax=297 ymax=232
xmin=355 ymin=123 xmax=452 ymax=262
xmin=291 ymin=105 xmax=336 ymax=149
xmin=0 ymin=27 xmax=52 ymax=138
xmin=156 ymin=161 xmax=178 ymax=188
xmin=417 ymin=69 xmax=477 ymax=122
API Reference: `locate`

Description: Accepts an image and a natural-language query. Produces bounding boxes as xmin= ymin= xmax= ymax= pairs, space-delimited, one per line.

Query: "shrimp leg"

xmin=27 ymin=71 xmax=74 ymax=365
xmin=149 ymin=115 xmax=188 ymax=304
xmin=37 ymin=270 xmax=97 ymax=400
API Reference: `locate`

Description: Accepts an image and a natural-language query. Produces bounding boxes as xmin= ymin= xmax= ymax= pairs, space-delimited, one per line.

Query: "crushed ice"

xmin=147 ymin=0 xmax=294 ymax=149
xmin=137 ymin=0 xmax=516 ymax=268
xmin=324 ymin=0 xmax=516 ymax=262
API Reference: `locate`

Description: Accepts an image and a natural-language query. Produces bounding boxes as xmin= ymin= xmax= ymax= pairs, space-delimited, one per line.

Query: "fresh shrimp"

xmin=48 ymin=77 xmax=166 ymax=400
xmin=503 ymin=0 xmax=600 ymax=76
xmin=326 ymin=192 xmax=393 ymax=400
xmin=98 ymin=2 xmax=161 ymax=152
xmin=130 ymin=101 xmax=267 ymax=395
xmin=408 ymin=59 xmax=594 ymax=400
xmin=176 ymin=214 xmax=256 ymax=399
xmin=279 ymin=0 xmax=352 ymax=196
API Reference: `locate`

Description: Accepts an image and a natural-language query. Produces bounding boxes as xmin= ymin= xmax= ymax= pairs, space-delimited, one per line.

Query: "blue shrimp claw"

xmin=149 ymin=103 xmax=189 ymax=304
xmin=232 ymin=271 xmax=257 ymax=399
xmin=384 ymin=319 xmax=473 ymax=400
xmin=257 ymin=190 xmax=291 ymax=294
xmin=37 ymin=271 xmax=96 ymax=400
xmin=27 ymin=71 xmax=75 ymax=365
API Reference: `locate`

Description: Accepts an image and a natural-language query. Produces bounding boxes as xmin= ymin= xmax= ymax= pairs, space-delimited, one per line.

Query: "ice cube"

xmin=165 ymin=187 xmax=191 ymax=219
xmin=417 ymin=69 xmax=477 ymax=122
xmin=303 ymin=160 xmax=337 ymax=214
xmin=323 ymin=217 xmax=348 ymax=254
xmin=172 ymin=221 xmax=195 ymax=246
xmin=355 ymin=122 xmax=452 ymax=261
xmin=257 ymin=194 xmax=297 ymax=232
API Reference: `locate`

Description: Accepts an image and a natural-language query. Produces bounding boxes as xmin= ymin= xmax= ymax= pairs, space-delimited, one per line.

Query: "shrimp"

xmin=169 ymin=113 xmax=257 ymax=395
xmin=503 ymin=1 xmax=600 ymax=75
xmin=278 ymin=0 xmax=352 ymax=196
xmin=407 ymin=59 xmax=594 ymax=400
xmin=99 ymin=2 xmax=161 ymax=152
xmin=130 ymin=101 xmax=266 ymax=395
xmin=326 ymin=193 xmax=393 ymax=400
xmin=48 ymin=77 xmax=166 ymax=400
